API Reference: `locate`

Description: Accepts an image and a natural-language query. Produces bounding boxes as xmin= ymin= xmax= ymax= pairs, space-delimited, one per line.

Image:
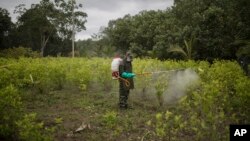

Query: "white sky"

xmin=0 ymin=0 xmax=173 ymax=40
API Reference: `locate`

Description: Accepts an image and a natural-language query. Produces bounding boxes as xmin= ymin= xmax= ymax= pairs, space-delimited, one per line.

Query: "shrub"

xmin=151 ymin=61 xmax=250 ymax=141
xmin=0 ymin=85 xmax=54 ymax=140
xmin=0 ymin=47 xmax=40 ymax=58
xmin=16 ymin=113 xmax=53 ymax=141
xmin=0 ymin=85 xmax=22 ymax=139
xmin=102 ymin=111 xmax=118 ymax=129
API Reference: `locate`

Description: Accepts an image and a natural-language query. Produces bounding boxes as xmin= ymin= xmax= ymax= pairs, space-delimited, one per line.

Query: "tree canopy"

xmin=99 ymin=0 xmax=250 ymax=60
xmin=0 ymin=8 xmax=13 ymax=50
xmin=1 ymin=0 xmax=250 ymax=60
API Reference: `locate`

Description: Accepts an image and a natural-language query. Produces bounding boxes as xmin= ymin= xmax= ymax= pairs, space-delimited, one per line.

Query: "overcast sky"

xmin=0 ymin=0 xmax=173 ymax=40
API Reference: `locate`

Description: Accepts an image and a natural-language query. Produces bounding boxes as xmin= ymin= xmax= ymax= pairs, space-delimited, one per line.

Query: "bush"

xmin=16 ymin=113 xmax=53 ymax=141
xmin=151 ymin=61 xmax=250 ymax=141
xmin=0 ymin=85 xmax=22 ymax=139
xmin=0 ymin=47 xmax=40 ymax=58
xmin=1 ymin=57 xmax=249 ymax=140
xmin=102 ymin=111 xmax=118 ymax=129
xmin=0 ymin=85 xmax=54 ymax=140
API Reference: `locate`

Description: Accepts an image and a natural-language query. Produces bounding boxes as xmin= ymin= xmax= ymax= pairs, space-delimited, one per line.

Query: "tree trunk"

xmin=40 ymin=33 xmax=50 ymax=57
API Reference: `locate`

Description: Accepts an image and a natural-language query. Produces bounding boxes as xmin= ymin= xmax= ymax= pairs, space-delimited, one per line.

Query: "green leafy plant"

xmin=0 ymin=85 xmax=22 ymax=138
xmin=102 ymin=111 xmax=118 ymax=129
xmin=16 ymin=113 xmax=54 ymax=141
xmin=154 ymin=78 xmax=167 ymax=106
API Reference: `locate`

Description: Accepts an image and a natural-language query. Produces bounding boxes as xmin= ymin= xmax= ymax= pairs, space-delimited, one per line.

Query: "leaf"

xmin=167 ymin=46 xmax=188 ymax=59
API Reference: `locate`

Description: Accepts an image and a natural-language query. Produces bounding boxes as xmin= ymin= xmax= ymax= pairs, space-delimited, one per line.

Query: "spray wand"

xmin=119 ymin=68 xmax=185 ymax=87
xmin=136 ymin=68 xmax=185 ymax=76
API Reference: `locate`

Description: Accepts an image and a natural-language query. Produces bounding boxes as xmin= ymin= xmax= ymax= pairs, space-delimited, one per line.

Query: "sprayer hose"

xmin=118 ymin=76 xmax=130 ymax=87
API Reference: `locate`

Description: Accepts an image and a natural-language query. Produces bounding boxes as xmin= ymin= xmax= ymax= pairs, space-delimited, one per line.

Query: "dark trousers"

xmin=119 ymin=84 xmax=129 ymax=108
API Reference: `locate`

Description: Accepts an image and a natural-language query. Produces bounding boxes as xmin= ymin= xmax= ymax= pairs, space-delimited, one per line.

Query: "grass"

xmin=21 ymin=82 xmax=167 ymax=141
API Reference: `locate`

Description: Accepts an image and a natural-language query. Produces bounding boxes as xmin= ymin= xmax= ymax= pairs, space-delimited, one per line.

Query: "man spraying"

xmin=111 ymin=52 xmax=135 ymax=109
xmin=119 ymin=52 xmax=135 ymax=109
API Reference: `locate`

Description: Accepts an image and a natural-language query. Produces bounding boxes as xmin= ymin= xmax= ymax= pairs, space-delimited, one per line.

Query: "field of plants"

xmin=0 ymin=57 xmax=249 ymax=141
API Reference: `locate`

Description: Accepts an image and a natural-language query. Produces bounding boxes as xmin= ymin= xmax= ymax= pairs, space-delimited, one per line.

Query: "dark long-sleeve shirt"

xmin=119 ymin=59 xmax=134 ymax=90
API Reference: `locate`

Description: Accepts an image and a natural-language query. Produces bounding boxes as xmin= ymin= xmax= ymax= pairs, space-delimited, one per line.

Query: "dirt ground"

xmin=22 ymin=83 xmax=166 ymax=141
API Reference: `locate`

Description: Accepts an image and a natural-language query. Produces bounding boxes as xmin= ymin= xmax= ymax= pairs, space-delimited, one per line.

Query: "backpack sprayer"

xmin=111 ymin=57 xmax=131 ymax=86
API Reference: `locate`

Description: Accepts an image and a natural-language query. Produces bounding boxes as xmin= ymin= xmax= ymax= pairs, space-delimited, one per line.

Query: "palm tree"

xmin=167 ymin=37 xmax=195 ymax=60
xmin=233 ymin=39 xmax=250 ymax=58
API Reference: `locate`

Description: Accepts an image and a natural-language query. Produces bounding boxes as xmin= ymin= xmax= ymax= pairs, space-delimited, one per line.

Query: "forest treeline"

xmin=1 ymin=0 xmax=250 ymax=61
xmin=0 ymin=0 xmax=87 ymax=57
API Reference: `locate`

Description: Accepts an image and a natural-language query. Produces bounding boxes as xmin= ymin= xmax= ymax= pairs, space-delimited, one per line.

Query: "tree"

xmin=14 ymin=0 xmax=87 ymax=57
xmin=103 ymin=14 xmax=133 ymax=53
xmin=130 ymin=10 xmax=166 ymax=57
xmin=54 ymin=0 xmax=87 ymax=39
xmin=168 ymin=37 xmax=195 ymax=60
xmin=172 ymin=0 xmax=250 ymax=60
xmin=103 ymin=10 xmax=178 ymax=58
xmin=101 ymin=0 xmax=250 ymax=60
xmin=15 ymin=1 xmax=60 ymax=56
xmin=0 ymin=8 xmax=13 ymax=49
xmin=54 ymin=0 xmax=87 ymax=57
